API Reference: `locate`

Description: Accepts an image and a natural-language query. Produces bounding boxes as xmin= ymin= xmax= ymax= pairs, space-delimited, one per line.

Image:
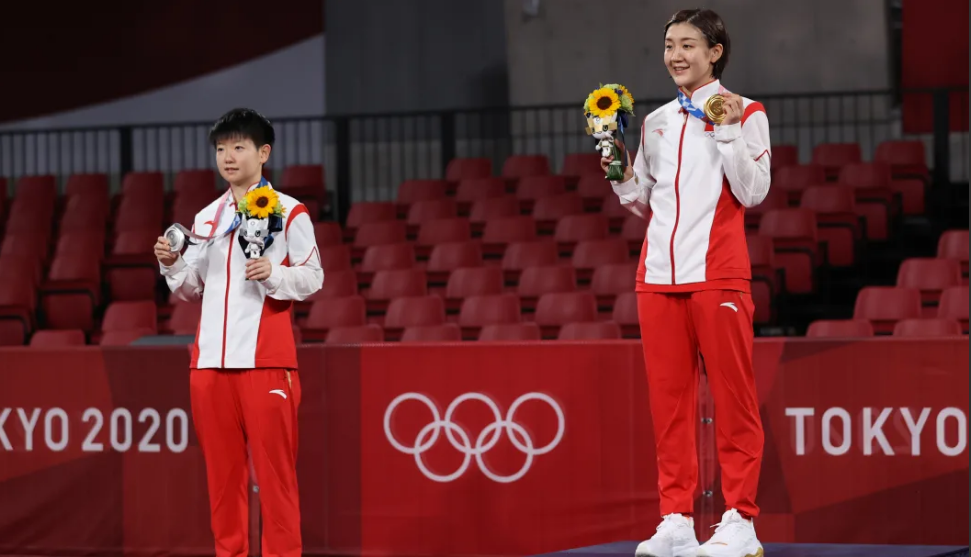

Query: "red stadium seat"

xmin=571 ymin=238 xmax=630 ymax=282
xmin=120 ymin=172 xmax=165 ymax=200
xmin=555 ymin=214 xmax=610 ymax=254
xmin=560 ymin=153 xmax=602 ymax=182
xmin=455 ymin=177 xmax=507 ymax=214
xmin=771 ymin=145 xmax=799 ymax=169
xmin=359 ymin=243 xmax=415 ymax=275
xmin=812 ymin=143 xmax=861 ymax=180
xmin=458 ymin=294 xmax=521 ymax=339
xmin=297 ymin=269 xmax=360 ymax=318
xmin=516 ymin=176 xmax=567 ymax=212
xmin=937 ymin=230 xmax=969 ymax=278
xmin=482 ymin=216 xmax=537 ymax=257
xmin=758 ymin=208 xmax=819 ymax=294
xmin=406 ymin=198 xmax=458 ymax=228
xmin=501 ymin=240 xmax=559 ymax=284
xmin=303 ymin=296 xmax=367 ymax=341
xmin=558 ymin=321 xmax=621 ymax=340
xmin=29 ymin=329 xmax=86 ymax=347
xmin=353 ymin=221 xmax=408 ymax=249
xmin=100 ymin=329 xmax=156 ymax=346
xmin=345 ymin=202 xmax=396 ymax=235
xmin=396 ymin=179 xmax=448 ymax=211
xmin=576 ymin=175 xmax=612 ymax=210
xmin=478 ymin=322 xmax=542 ymax=341
xmin=469 ymin=196 xmax=521 ymax=234
xmin=532 ymin=192 xmax=584 ymax=233
xmin=0 ymin=275 xmax=36 ymax=343
xmin=517 ymin=265 xmax=577 ymax=311
xmin=621 ymin=215 xmax=648 ymax=253
xmin=53 ymin=231 xmax=105 ymax=264
xmin=325 ymin=324 xmax=384 ymax=344
xmin=612 ymin=291 xmax=639 ymax=338
xmin=319 ymin=245 xmax=352 ymax=271
xmin=401 ymin=323 xmax=462 ymax=343
xmin=853 ymin=286 xmax=922 ymax=334
xmin=416 ymin=219 xmax=472 ymax=254
xmin=167 ymin=302 xmax=202 ymax=335
xmin=384 ymin=296 xmax=446 ymax=340
xmin=534 ymin=292 xmax=597 ymax=338
xmin=426 ymin=242 xmax=482 ymax=286
xmin=446 ymin=157 xmax=493 ymax=184
xmin=590 ymin=262 xmax=637 ymax=313
xmin=747 ymin=234 xmax=780 ymax=325
xmin=893 ymin=318 xmax=962 ymax=337
xmin=102 ymin=300 xmax=157 ymax=332
xmin=799 ymin=185 xmax=859 ymax=267
xmin=805 ymin=319 xmax=875 ymax=338
xmin=896 ymin=258 xmax=963 ymax=315
xmin=774 ymin=164 xmax=826 ymax=203
xmin=65 ymin=173 xmax=109 ymax=201
xmin=15 ymin=175 xmax=57 ymax=201
xmin=937 ymin=287 xmax=969 ymax=333
xmin=745 ymin=187 xmax=789 ymax=231
xmin=502 ymin=155 xmax=550 ymax=180
xmin=173 ymin=169 xmax=217 ymax=196
xmin=114 ymin=196 xmax=164 ymax=233
xmin=278 ymin=164 xmax=325 ymax=205
xmin=366 ymin=269 xmax=428 ymax=314
xmin=313 ymin=222 xmax=343 ymax=247
xmin=874 ymin=140 xmax=929 ymax=182
xmin=445 ymin=267 xmax=504 ymax=312
xmin=838 ymin=162 xmax=894 ymax=240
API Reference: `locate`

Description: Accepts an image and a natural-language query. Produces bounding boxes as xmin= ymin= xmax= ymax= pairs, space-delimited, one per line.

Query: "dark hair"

xmin=664 ymin=9 xmax=731 ymax=80
xmin=208 ymin=108 xmax=275 ymax=148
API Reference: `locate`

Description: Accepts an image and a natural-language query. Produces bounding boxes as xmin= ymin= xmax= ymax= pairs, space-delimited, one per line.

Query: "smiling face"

xmin=215 ymin=134 xmax=270 ymax=188
xmin=664 ymin=22 xmax=723 ymax=94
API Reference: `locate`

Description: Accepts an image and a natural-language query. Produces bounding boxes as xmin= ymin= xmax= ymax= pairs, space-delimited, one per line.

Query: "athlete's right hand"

xmin=155 ymin=236 xmax=179 ymax=266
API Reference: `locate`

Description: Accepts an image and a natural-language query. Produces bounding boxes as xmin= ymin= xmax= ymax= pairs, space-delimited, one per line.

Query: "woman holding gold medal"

xmin=602 ymin=8 xmax=771 ymax=557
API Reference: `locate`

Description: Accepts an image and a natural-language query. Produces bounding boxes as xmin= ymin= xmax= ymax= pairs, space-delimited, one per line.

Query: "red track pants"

xmin=637 ymin=290 xmax=763 ymax=518
xmin=190 ymin=368 xmax=302 ymax=557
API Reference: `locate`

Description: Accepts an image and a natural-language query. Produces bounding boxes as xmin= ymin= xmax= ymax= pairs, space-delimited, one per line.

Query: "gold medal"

xmin=703 ymin=94 xmax=727 ymax=125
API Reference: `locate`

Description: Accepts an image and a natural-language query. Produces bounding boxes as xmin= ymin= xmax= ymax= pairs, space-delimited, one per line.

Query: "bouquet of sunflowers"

xmin=237 ymin=185 xmax=286 ymax=259
xmin=583 ymin=84 xmax=635 ymax=181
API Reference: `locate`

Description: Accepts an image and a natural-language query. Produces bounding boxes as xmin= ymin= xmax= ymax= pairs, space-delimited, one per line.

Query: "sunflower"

xmin=586 ymin=87 xmax=621 ymax=119
xmin=241 ymin=186 xmax=283 ymax=219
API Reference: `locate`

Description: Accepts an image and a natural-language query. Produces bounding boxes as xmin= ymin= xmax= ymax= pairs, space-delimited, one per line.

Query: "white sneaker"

xmin=696 ymin=509 xmax=764 ymax=557
xmin=634 ymin=513 xmax=700 ymax=557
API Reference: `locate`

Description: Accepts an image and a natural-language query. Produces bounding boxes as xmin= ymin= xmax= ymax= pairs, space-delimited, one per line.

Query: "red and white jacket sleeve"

xmin=714 ymin=109 xmax=771 ymax=207
xmin=260 ymin=209 xmax=323 ymax=301
xmin=160 ymin=233 xmax=207 ymax=302
xmin=609 ymin=130 xmax=655 ymax=219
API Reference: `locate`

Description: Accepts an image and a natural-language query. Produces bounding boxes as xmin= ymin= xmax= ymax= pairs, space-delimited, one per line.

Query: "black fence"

xmin=0 ymin=86 xmax=966 ymax=224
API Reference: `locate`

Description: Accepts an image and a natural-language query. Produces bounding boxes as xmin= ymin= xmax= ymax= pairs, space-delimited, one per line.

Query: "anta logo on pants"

xmin=785 ymin=407 xmax=968 ymax=457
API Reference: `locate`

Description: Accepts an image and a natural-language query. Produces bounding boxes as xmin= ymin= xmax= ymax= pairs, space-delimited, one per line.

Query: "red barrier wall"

xmin=0 ymin=338 xmax=967 ymax=557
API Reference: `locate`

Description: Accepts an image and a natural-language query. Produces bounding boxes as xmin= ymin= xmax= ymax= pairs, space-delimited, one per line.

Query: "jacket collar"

xmin=679 ymin=78 xmax=722 ymax=107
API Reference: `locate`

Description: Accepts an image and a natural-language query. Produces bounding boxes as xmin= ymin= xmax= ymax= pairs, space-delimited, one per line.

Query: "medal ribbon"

xmin=179 ymin=176 xmax=270 ymax=244
xmin=677 ymin=84 xmax=728 ymax=123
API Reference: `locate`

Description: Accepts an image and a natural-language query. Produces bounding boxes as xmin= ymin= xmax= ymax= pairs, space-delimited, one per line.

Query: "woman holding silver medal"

xmin=603 ymin=9 xmax=771 ymax=557
xmin=154 ymin=108 xmax=323 ymax=557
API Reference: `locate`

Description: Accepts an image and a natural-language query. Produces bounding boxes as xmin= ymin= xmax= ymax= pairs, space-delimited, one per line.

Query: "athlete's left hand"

xmin=721 ymin=93 xmax=744 ymax=126
xmin=246 ymin=257 xmax=273 ymax=281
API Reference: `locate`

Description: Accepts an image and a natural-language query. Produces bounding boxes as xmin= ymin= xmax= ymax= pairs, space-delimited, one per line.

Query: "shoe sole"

xmin=697 ymin=548 xmax=763 ymax=557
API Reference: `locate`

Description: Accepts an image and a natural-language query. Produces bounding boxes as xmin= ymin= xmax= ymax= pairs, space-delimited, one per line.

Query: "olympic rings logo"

xmin=383 ymin=392 xmax=565 ymax=483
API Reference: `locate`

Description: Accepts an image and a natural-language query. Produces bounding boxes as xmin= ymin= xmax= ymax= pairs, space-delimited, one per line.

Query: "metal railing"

xmin=1 ymin=86 xmax=966 ymax=224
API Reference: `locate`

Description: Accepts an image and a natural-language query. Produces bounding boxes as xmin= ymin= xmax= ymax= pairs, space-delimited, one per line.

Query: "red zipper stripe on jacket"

xmin=221 ymin=229 xmax=234 ymax=368
xmin=669 ymin=112 xmax=689 ymax=285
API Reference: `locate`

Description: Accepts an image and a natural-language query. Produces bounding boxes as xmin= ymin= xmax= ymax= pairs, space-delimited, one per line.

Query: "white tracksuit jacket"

xmin=611 ymin=79 xmax=772 ymax=293
xmin=160 ymin=182 xmax=323 ymax=369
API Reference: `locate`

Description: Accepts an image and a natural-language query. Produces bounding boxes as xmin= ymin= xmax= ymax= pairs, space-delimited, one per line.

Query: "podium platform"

xmin=535 ymin=541 xmax=970 ymax=557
